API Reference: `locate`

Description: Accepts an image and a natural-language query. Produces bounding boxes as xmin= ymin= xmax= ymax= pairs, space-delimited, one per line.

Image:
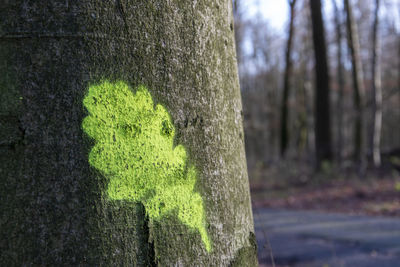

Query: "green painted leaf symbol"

xmin=82 ymin=81 xmax=211 ymax=251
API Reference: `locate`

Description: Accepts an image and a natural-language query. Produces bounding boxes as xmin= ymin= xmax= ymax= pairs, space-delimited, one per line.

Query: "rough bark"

xmin=280 ymin=0 xmax=297 ymax=157
xmin=332 ymin=0 xmax=345 ymax=163
xmin=0 ymin=1 xmax=257 ymax=266
xmin=309 ymin=0 xmax=333 ymax=168
xmin=344 ymin=0 xmax=366 ymax=168
xmin=371 ymin=0 xmax=382 ymax=167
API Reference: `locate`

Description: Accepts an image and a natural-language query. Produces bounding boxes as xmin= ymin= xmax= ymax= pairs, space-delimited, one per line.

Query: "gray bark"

xmin=0 ymin=1 xmax=257 ymax=266
xmin=371 ymin=0 xmax=382 ymax=167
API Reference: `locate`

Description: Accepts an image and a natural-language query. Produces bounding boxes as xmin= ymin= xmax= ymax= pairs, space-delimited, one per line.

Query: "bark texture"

xmin=309 ymin=0 xmax=333 ymax=167
xmin=0 ymin=1 xmax=256 ymax=266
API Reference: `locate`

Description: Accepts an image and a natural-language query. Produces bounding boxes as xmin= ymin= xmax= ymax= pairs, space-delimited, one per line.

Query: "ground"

xmin=249 ymin=161 xmax=400 ymax=266
xmin=249 ymin=161 xmax=400 ymax=217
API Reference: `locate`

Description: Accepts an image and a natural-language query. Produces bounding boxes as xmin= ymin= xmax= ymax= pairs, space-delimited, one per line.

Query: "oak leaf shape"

xmin=82 ymin=81 xmax=211 ymax=251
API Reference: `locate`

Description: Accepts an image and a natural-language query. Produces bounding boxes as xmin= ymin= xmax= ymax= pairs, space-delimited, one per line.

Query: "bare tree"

xmin=371 ymin=0 xmax=382 ymax=167
xmin=398 ymin=4 xmax=400 ymax=135
xmin=309 ymin=0 xmax=333 ymax=168
xmin=344 ymin=0 xmax=366 ymax=169
xmin=332 ymin=0 xmax=346 ymax=162
xmin=280 ymin=0 xmax=298 ymax=157
xmin=241 ymin=17 xmax=283 ymax=165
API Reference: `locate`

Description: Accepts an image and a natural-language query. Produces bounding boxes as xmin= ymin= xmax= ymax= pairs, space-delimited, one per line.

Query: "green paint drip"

xmin=82 ymin=81 xmax=211 ymax=251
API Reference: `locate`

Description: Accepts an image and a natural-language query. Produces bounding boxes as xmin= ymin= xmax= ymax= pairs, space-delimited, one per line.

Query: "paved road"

xmin=253 ymin=208 xmax=400 ymax=267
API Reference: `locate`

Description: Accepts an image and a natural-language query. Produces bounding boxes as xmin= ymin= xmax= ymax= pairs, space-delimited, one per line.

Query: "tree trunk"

xmin=332 ymin=0 xmax=345 ymax=163
xmin=398 ymin=6 xmax=400 ymax=141
xmin=371 ymin=0 xmax=382 ymax=167
xmin=344 ymin=0 xmax=366 ymax=169
xmin=309 ymin=0 xmax=333 ymax=168
xmin=280 ymin=0 xmax=297 ymax=157
xmin=0 ymin=1 xmax=257 ymax=266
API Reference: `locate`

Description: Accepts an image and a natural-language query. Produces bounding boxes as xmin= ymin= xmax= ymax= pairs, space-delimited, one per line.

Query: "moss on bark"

xmin=0 ymin=0 xmax=257 ymax=265
xmin=230 ymin=232 xmax=258 ymax=267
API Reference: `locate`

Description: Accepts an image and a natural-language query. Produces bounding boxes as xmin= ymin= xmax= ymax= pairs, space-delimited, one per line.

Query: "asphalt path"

xmin=253 ymin=208 xmax=400 ymax=267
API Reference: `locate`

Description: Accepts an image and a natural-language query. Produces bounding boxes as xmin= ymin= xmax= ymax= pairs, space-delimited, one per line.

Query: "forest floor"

xmin=249 ymin=161 xmax=400 ymax=217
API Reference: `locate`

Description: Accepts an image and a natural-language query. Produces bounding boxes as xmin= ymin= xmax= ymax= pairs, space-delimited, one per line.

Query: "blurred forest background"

xmin=233 ymin=0 xmax=400 ymax=214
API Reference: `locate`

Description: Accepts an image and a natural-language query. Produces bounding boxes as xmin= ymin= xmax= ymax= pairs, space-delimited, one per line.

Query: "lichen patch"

xmin=82 ymin=80 xmax=211 ymax=251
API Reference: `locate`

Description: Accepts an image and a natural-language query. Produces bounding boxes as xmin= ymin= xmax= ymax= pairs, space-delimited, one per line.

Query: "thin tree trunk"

xmin=398 ymin=5 xmax=400 ymax=137
xmin=344 ymin=0 xmax=366 ymax=169
xmin=332 ymin=0 xmax=345 ymax=163
xmin=0 ymin=1 xmax=257 ymax=265
xmin=371 ymin=0 xmax=382 ymax=167
xmin=280 ymin=0 xmax=297 ymax=157
xmin=296 ymin=68 xmax=309 ymax=157
xmin=309 ymin=0 xmax=333 ymax=168
xmin=304 ymin=80 xmax=316 ymax=162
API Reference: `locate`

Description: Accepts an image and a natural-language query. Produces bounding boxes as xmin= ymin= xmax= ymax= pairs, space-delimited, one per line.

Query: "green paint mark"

xmin=82 ymin=81 xmax=211 ymax=251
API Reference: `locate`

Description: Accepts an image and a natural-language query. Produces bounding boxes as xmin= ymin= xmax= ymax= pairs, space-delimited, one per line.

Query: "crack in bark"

xmin=116 ymin=0 xmax=129 ymax=33
xmin=142 ymin=206 xmax=157 ymax=267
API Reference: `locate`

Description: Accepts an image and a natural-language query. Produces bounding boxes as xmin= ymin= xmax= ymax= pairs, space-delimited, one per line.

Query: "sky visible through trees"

xmin=240 ymin=0 xmax=399 ymax=74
